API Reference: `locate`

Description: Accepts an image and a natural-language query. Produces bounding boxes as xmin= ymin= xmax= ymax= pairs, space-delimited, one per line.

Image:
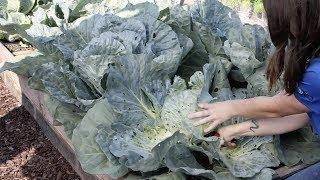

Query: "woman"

xmin=189 ymin=0 xmax=320 ymax=179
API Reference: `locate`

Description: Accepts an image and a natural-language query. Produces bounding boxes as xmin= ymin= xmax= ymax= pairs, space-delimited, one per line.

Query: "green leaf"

xmin=125 ymin=172 xmax=186 ymax=180
xmin=246 ymin=64 xmax=281 ymax=97
xmin=165 ymin=144 xmax=217 ymax=179
xmin=228 ymin=24 xmax=272 ymax=62
xmin=72 ymin=99 xmax=129 ymax=177
xmin=45 ymin=94 xmax=85 ymax=138
xmin=19 ymin=0 xmax=36 ymax=14
xmin=39 ymin=63 xmax=80 ymax=106
xmin=55 ymin=14 xmax=123 ymax=60
xmin=275 ymin=127 xmax=320 ymax=166
xmin=25 ymin=23 xmax=63 ymax=55
xmin=216 ymin=168 xmax=275 ymax=180
xmin=53 ymin=100 xmax=85 ymax=138
xmin=116 ymin=2 xmax=159 ymax=19
xmin=44 ymin=95 xmax=62 ymax=126
xmin=0 ymin=52 xmax=49 ymax=77
xmin=194 ymin=21 xmax=222 ymax=57
xmin=191 ymin=0 xmax=242 ymax=38
xmin=223 ymin=40 xmax=262 ymax=79
xmin=6 ymin=12 xmax=31 ymax=24
xmin=218 ymin=136 xmax=279 ymax=178
xmin=0 ymin=0 xmax=20 ymax=12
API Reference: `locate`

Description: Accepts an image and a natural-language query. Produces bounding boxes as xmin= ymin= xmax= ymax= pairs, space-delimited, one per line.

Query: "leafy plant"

xmin=0 ymin=0 xmax=318 ymax=179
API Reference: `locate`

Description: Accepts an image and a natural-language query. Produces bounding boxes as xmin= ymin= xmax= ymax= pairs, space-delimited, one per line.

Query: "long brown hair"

xmin=263 ymin=0 xmax=320 ymax=94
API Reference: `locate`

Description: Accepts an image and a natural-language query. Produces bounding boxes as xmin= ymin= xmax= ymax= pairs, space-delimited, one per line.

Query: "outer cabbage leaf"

xmin=106 ymin=54 xmax=168 ymax=126
xmin=0 ymin=10 xmax=31 ymax=41
xmin=223 ymin=40 xmax=262 ymax=79
xmin=19 ymin=0 xmax=36 ymax=14
xmin=228 ymin=24 xmax=272 ymax=62
xmin=0 ymin=24 xmax=62 ymax=77
xmin=45 ymin=95 xmax=86 ymax=138
xmin=4 ymin=12 xmax=31 ymax=24
xmin=208 ymin=56 xmax=231 ymax=97
xmin=67 ymin=70 xmax=101 ymax=108
xmin=73 ymin=55 xmax=116 ymax=94
xmin=125 ymin=171 xmax=186 ymax=180
xmin=275 ymin=126 xmax=320 ymax=167
xmin=105 ymin=59 xmax=217 ymax=172
xmin=167 ymin=5 xmax=191 ymax=35
xmin=50 ymin=0 xmax=92 ymax=23
xmin=197 ymin=63 xmax=216 ymax=103
xmin=170 ymin=5 xmax=223 ymax=80
xmin=45 ymin=95 xmax=85 ymax=138
xmin=0 ymin=0 xmax=20 ymax=12
xmin=116 ymin=2 xmax=159 ymax=19
xmin=218 ymin=136 xmax=279 ymax=178
xmin=104 ymin=54 xmax=174 ymax=171
xmin=246 ymin=65 xmax=281 ymax=97
xmin=216 ymin=168 xmax=275 ymax=180
xmin=72 ymin=99 xmax=129 ymax=177
xmin=162 ymin=63 xmax=220 ymax=140
xmin=39 ymin=63 xmax=98 ymax=109
xmin=161 ymin=83 xmax=205 ymax=139
xmin=44 ymin=95 xmax=62 ymax=126
xmin=25 ymin=24 xmax=63 ymax=55
xmin=191 ymin=0 xmax=242 ymax=38
xmin=84 ymin=0 xmax=159 ymax=18
xmin=0 ymin=52 xmax=51 ymax=77
xmin=154 ymin=0 xmax=181 ymax=11
xmin=31 ymin=4 xmax=61 ymax=27
xmin=165 ymin=144 xmax=217 ymax=179
xmin=55 ymin=14 xmax=123 ymax=60
xmin=39 ymin=63 xmax=79 ymax=105
xmin=164 ymin=6 xmax=194 ymax=60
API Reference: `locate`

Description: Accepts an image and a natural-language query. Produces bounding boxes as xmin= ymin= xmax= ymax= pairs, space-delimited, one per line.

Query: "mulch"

xmin=0 ymin=78 xmax=80 ymax=180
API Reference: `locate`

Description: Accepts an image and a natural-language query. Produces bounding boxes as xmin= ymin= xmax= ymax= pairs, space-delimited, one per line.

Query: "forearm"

xmin=229 ymin=113 xmax=309 ymax=138
xmin=228 ymin=96 xmax=280 ymax=119
xmin=228 ymin=91 xmax=308 ymax=119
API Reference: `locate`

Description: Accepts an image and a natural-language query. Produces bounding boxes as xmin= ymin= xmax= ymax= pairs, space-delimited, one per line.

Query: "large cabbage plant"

xmin=1 ymin=0 xmax=320 ymax=179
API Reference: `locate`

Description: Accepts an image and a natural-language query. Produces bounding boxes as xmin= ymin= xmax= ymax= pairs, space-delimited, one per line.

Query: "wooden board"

xmin=0 ymin=43 xmax=22 ymax=105
xmin=273 ymin=163 xmax=309 ymax=179
xmin=0 ymin=42 xmax=111 ymax=180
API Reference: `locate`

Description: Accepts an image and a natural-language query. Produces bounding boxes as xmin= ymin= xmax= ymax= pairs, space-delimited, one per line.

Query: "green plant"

xmin=0 ymin=1 xmax=319 ymax=179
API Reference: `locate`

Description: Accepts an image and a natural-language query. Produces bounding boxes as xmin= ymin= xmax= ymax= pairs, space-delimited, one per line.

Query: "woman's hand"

xmin=217 ymin=126 xmax=238 ymax=147
xmin=217 ymin=113 xmax=309 ymax=147
xmin=189 ymin=91 xmax=309 ymax=134
xmin=188 ymin=101 xmax=235 ymax=133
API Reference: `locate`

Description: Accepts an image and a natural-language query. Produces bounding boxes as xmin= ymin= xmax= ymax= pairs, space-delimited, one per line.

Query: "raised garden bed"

xmin=0 ymin=41 xmax=314 ymax=179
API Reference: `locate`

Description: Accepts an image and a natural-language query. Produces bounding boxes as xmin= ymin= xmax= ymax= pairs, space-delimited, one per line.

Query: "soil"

xmin=0 ymin=79 xmax=80 ymax=180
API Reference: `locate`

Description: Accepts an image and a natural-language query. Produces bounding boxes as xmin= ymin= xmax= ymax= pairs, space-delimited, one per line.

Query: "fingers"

xmin=219 ymin=136 xmax=236 ymax=148
xmin=193 ymin=116 xmax=213 ymax=126
xmin=204 ymin=120 xmax=223 ymax=133
xmin=198 ymin=103 xmax=210 ymax=109
xmin=188 ymin=110 xmax=211 ymax=119
xmin=224 ymin=142 xmax=236 ymax=147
